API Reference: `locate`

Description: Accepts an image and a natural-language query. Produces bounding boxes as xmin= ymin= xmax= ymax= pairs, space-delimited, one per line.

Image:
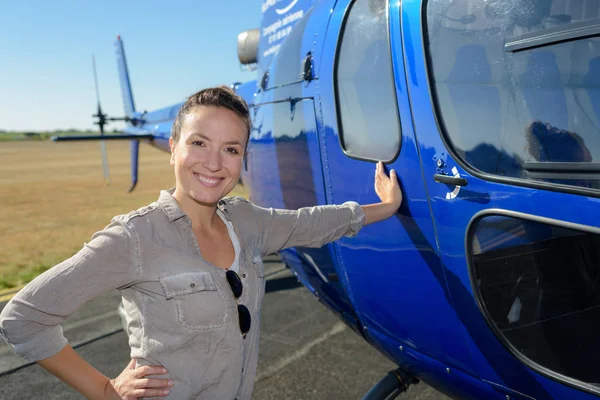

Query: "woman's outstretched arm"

xmin=234 ymin=161 xmax=403 ymax=256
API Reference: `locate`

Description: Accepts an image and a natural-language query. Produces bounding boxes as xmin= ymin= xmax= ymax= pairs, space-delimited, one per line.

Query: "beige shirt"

xmin=0 ymin=190 xmax=364 ymax=400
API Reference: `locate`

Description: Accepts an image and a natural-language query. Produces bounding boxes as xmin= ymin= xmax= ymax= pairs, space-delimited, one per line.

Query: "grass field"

xmin=0 ymin=140 xmax=245 ymax=289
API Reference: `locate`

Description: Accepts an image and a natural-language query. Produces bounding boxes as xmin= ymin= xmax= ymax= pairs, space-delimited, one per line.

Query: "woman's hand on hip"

xmin=104 ymin=359 xmax=173 ymax=399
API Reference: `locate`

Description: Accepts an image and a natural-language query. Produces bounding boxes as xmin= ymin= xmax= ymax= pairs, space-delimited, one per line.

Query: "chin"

xmin=190 ymin=185 xmax=235 ymax=206
xmin=189 ymin=191 xmax=223 ymax=206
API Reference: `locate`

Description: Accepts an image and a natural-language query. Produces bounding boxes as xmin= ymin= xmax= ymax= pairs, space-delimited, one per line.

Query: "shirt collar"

xmin=157 ymin=188 xmax=232 ymax=223
xmin=158 ymin=188 xmax=187 ymax=223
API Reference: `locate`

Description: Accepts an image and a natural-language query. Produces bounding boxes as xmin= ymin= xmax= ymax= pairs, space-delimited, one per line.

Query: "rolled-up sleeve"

xmin=252 ymin=201 xmax=365 ymax=257
xmin=0 ymin=217 xmax=139 ymax=362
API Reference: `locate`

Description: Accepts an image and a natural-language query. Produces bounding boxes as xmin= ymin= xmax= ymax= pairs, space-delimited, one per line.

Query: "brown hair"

xmin=171 ymin=86 xmax=251 ymax=144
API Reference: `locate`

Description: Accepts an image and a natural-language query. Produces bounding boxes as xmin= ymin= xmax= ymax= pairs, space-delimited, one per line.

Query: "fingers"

xmin=133 ymin=388 xmax=171 ymax=397
xmin=135 ymin=365 xmax=168 ymax=379
xmin=376 ymin=161 xmax=385 ymax=178
xmin=126 ymin=359 xmax=136 ymax=370
xmin=376 ymin=162 xmax=401 ymax=186
xmin=134 ymin=378 xmax=174 ymax=389
xmin=376 ymin=161 xmax=395 ymax=179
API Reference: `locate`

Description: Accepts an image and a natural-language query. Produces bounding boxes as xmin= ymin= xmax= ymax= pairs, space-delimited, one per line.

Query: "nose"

xmin=203 ymin=148 xmax=222 ymax=172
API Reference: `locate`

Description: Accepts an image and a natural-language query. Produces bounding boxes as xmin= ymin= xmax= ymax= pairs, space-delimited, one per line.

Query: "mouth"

xmin=193 ymin=173 xmax=224 ymax=188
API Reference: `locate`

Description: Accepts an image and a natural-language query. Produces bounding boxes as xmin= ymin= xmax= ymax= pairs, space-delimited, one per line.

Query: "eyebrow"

xmin=190 ymin=133 xmax=244 ymax=146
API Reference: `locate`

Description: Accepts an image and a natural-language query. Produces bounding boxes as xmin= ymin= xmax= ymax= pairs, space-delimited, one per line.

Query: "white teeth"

xmin=195 ymin=174 xmax=221 ymax=186
xmin=200 ymin=177 xmax=218 ymax=184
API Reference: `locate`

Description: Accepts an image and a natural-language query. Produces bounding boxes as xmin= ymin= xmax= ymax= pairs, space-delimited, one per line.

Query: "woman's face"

xmin=170 ymin=106 xmax=247 ymax=207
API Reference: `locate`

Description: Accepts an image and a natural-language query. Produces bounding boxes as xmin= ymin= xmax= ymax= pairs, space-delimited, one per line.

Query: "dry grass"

xmin=0 ymin=140 xmax=246 ymax=288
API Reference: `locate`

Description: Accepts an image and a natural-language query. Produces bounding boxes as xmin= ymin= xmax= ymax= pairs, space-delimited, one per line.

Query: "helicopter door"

xmin=407 ymin=0 xmax=600 ymax=398
xmin=315 ymin=0 xmax=477 ymax=376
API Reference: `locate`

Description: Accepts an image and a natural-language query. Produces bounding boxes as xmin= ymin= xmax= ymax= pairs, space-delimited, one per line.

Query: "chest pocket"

xmin=158 ymin=272 xmax=226 ymax=330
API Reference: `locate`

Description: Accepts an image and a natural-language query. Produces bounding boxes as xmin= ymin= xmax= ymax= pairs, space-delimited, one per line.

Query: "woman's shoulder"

xmin=218 ymin=196 xmax=254 ymax=218
xmin=111 ymin=201 xmax=163 ymax=228
xmin=218 ymin=196 xmax=260 ymax=234
xmin=218 ymin=196 xmax=250 ymax=207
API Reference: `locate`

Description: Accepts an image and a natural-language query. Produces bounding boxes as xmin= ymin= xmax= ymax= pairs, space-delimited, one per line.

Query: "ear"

xmin=169 ymin=137 xmax=176 ymax=166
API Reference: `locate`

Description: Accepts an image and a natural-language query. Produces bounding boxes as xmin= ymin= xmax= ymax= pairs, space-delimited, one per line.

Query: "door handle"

xmin=434 ymin=173 xmax=468 ymax=187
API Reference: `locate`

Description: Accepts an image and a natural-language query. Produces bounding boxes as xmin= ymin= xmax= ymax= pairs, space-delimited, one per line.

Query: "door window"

xmin=426 ymin=0 xmax=600 ymax=191
xmin=335 ymin=0 xmax=401 ymax=161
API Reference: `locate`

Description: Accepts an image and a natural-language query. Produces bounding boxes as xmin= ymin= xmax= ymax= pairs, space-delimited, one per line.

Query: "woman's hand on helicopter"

xmin=374 ymin=161 xmax=402 ymax=210
xmin=362 ymin=161 xmax=403 ymax=226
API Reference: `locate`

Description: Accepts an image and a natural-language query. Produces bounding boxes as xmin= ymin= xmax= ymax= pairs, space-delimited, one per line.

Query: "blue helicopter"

xmin=55 ymin=0 xmax=600 ymax=399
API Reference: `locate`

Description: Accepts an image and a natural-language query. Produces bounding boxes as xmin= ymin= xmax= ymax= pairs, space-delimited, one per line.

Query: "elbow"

xmin=342 ymin=201 xmax=365 ymax=236
xmin=0 ymin=299 xmax=18 ymax=343
xmin=0 ymin=300 xmax=68 ymax=362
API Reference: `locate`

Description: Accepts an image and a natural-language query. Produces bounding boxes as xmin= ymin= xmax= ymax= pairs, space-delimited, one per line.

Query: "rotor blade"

xmin=92 ymin=55 xmax=101 ymax=107
xmin=52 ymin=134 xmax=154 ymax=141
xmin=90 ymin=55 xmax=110 ymax=184
xmin=100 ymin=140 xmax=111 ymax=185
xmin=98 ymin=118 xmax=110 ymax=183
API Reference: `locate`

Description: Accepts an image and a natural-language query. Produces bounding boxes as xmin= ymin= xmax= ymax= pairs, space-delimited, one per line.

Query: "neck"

xmin=172 ymin=189 xmax=220 ymax=231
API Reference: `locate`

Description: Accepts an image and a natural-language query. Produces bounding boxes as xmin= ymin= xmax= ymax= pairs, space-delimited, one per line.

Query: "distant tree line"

xmin=0 ymin=128 xmax=121 ymax=141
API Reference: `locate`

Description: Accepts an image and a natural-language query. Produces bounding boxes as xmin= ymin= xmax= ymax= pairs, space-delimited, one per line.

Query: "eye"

xmin=191 ymin=140 xmax=206 ymax=147
xmin=225 ymin=147 xmax=240 ymax=155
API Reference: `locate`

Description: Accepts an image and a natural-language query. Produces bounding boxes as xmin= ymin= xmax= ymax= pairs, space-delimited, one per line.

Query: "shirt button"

xmin=190 ymin=283 xmax=196 ymax=288
xmin=242 ymin=273 xmax=247 ymax=279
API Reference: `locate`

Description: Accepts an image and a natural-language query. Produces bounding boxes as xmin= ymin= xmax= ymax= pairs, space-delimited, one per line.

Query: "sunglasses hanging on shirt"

xmin=226 ymin=270 xmax=251 ymax=337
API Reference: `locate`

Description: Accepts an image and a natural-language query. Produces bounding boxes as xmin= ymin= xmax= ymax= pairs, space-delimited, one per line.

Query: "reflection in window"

xmin=426 ymin=0 xmax=600 ymax=191
xmin=335 ymin=0 xmax=400 ymax=161
xmin=471 ymin=214 xmax=600 ymax=386
xmin=526 ymin=121 xmax=592 ymax=162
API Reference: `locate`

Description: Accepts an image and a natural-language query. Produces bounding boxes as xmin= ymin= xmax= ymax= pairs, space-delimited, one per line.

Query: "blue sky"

xmin=0 ymin=1 xmax=261 ymax=131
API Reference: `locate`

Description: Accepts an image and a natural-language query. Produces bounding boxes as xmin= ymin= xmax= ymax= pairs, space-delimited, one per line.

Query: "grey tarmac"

xmin=0 ymin=255 xmax=449 ymax=400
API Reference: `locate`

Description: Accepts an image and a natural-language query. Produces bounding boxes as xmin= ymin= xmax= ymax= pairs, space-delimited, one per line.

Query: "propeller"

xmin=90 ymin=55 xmax=143 ymax=191
xmin=92 ymin=55 xmax=111 ymax=184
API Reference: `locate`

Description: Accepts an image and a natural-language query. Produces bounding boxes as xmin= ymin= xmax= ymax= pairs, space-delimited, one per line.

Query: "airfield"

xmin=0 ymin=140 xmax=448 ymax=399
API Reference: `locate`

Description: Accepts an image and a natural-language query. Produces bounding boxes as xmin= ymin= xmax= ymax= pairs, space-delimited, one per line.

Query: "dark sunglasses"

xmin=226 ymin=270 xmax=251 ymax=337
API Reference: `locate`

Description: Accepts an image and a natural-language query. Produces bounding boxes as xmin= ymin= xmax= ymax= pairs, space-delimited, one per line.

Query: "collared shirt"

xmin=0 ymin=190 xmax=364 ymax=400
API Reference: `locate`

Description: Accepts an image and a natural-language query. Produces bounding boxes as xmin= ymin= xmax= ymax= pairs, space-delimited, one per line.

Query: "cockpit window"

xmin=470 ymin=213 xmax=600 ymax=390
xmin=425 ymin=0 xmax=600 ymax=192
xmin=334 ymin=0 xmax=401 ymax=162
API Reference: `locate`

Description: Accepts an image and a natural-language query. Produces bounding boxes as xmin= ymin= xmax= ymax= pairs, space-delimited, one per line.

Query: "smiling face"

xmin=170 ymin=106 xmax=248 ymax=208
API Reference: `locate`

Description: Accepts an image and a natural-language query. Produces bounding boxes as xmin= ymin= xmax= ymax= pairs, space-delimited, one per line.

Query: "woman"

xmin=0 ymin=86 xmax=402 ymax=399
